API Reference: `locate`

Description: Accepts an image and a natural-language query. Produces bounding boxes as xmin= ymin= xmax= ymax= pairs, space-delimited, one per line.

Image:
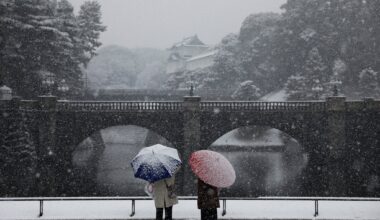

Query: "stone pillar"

xmin=325 ymin=96 xmax=346 ymax=195
xmin=10 ymin=96 xmax=21 ymax=108
xmin=363 ymin=97 xmax=375 ymax=109
xmin=182 ymin=96 xmax=201 ymax=195
xmin=37 ymin=96 xmax=58 ymax=196
xmin=362 ymin=98 xmax=377 ymax=186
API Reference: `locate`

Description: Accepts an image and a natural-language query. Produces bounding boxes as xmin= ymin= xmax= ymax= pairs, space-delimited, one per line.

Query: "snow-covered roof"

xmin=186 ymin=50 xmax=217 ymax=62
xmin=170 ymin=35 xmax=207 ymax=49
xmin=35 ymin=70 xmax=55 ymax=78
xmin=260 ymin=88 xmax=288 ymax=101
xmin=168 ymin=53 xmax=182 ymax=61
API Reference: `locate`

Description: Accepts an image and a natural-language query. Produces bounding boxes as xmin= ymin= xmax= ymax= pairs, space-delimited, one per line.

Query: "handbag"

xmin=164 ymin=179 xmax=177 ymax=199
xmin=144 ymin=182 xmax=154 ymax=197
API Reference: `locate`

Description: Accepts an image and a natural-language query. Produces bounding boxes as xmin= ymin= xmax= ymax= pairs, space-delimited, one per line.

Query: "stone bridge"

xmin=1 ymin=96 xmax=379 ymax=197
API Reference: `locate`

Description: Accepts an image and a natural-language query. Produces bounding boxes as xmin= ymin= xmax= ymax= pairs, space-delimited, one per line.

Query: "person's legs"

xmin=156 ymin=208 xmax=163 ymax=220
xmin=209 ymin=208 xmax=217 ymax=220
xmin=201 ymin=208 xmax=207 ymax=220
xmin=164 ymin=206 xmax=173 ymax=220
xmin=201 ymin=208 xmax=217 ymax=220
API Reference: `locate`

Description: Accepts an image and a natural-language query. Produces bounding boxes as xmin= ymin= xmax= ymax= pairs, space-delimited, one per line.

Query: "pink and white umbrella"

xmin=189 ymin=150 xmax=236 ymax=188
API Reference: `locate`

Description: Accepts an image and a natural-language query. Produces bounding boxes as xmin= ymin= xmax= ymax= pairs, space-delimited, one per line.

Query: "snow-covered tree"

xmin=55 ymin=0 xmax=85 ymax=95
xmin=358 ymin=67 xmax=379 ymax=98
xmin=285 ymin=48 xmax=329 ymax=100
xmin=239 ymin=13 xmax=283 ymax=93
xmin=285 ymin=73 xmax=307 ymax=100
xmin=164 ymin=71 xmax=186 ymax=90
xmin=212 ymin=33 xmax=246 ymax=90
xmin=0 ymin=0 xmax=107 ymax=98
xmin=0 ymin=109 xmax=37 ymax=196
xmin=231 ymin=80 xmax=261 ymax=100
xmin=77 ymin=1 xmax=106 ymax=67
xmin=302 ymin=47 xmax=329 ymax=99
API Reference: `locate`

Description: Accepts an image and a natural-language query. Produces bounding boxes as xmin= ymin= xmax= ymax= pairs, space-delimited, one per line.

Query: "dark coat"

xmin=197 ymin=178 xmax=220 ymax=209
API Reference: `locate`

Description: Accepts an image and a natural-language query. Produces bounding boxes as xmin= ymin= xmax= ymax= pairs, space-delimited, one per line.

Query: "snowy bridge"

xmin=1 ymin=96 xmax=379 ymax=196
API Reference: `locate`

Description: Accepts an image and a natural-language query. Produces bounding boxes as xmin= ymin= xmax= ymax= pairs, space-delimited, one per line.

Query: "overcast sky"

xmin=70 ymin=0 xmax=286 ymax=49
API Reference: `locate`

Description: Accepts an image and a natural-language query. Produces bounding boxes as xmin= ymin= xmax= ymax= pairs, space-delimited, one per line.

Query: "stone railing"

xmin=345 ymin=100 xmax=380 ymax=111
xmin=20 ymin=100 xmax=39 ymax=110
xmin=200 ymin=101 xmax=327 ymax=112
xmin=2 ymin=99 xmax=378 ymax=113
xmin=56 ymin=101 xmax=183 ymax=111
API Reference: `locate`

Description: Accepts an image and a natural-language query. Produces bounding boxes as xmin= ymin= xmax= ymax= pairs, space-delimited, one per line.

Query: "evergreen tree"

xmin=279 ymin=0 xmax=380 ymax=97
xmin=1 ymin=0 xmax=69 ymax=98
xmin=56 ymin=0 xmax=85 ymax=95
xmin=0 ymin=109 xmax=37 ymax=196
xmin=238 ymin=13 xmax=283 ymax=93
xmin=358 ymin=68 xmax=379 ymax=98
xmin=164 ymin=71 xmax=186 ymax=90
xmin=231 ymin=80 xmax=261 ymax=100
xmin=77 ymin=1 xmax=106 ymax=67
xmin=212 ymin=33 xmax=245 ymax=91
xmin=302 ymin=47 xmax=329 ymax=99
xmin=285 ymin=73 xmax=307 ymax=100
xmin=1 ymin=0 xmax=106 ymax=98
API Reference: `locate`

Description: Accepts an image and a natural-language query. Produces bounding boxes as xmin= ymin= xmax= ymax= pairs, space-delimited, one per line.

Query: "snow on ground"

xmin=0 ymin=199 xmax=379 ymax=219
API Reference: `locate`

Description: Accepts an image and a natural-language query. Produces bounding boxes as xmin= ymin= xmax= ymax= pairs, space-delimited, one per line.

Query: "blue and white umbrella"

xmin=131 ymin=144 xmax=182 ymax=183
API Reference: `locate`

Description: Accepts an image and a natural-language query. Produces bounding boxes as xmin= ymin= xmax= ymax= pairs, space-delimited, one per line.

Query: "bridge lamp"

xmin=42 ymin=72 xmax=55 ymax=96
xmin=330 ymin=78 xmax=342 ymax=96
xmin=312 ymin=85 xmax=323 ymax=100
xmin=58 ymin=79 xmax=69 ymax=100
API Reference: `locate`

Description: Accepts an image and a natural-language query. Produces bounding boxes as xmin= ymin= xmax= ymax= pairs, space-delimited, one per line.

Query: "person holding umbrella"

xmin=197 ymin=178 xmax=219 ymax=220
xmin=189 ymin=150 xmax=236 ymax=220
xmin=131 ymin=144 xmax=181 ymax=220
xmin=151 ymin=176 xmax=178 ymax=220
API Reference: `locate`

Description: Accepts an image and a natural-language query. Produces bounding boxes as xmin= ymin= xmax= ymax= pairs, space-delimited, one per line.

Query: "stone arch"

xmin=71 ymin=125 xmax=177 ymax=196
xmin=200 ymin=111 xmax=327 ymax=155
xmin=205 ymin=125 xmax=308 ymax=197
xmin=56 ymin=111 xmax=184 ymax=149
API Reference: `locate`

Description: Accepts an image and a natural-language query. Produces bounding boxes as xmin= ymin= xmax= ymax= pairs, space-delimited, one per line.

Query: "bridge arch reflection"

xmin=71 ymin=125 xmax=173 ymax=196
xmin=209 ymin=126 xmax=308 ymax=197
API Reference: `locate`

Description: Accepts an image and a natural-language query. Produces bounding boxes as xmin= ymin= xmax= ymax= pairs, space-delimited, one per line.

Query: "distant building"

xmin=166 ymin=35 xmax=216 ymax=74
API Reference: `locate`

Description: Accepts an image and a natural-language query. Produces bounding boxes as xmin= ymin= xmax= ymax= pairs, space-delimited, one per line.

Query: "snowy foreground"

xmin=0 ymin=199 xmax=379 ymax=220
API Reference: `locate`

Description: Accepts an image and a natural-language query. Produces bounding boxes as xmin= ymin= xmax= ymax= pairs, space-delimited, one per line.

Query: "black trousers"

xmin=201 ymin=208 xmax=217 ymax=220
xmin=156 ymin=206 xmax=173 ymax=220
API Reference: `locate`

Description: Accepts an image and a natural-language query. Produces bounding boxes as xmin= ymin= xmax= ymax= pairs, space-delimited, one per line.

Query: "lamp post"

xmin=312 ymin=85 xmax=323 ymax=100
xmin=83 ymin=70 xmax=89 ymax=99
xmin=330 ymin=78 xmax=342 ymax=96
xmin=42 ymin=72 xmax=55 ymax=96
xmin=188 ymin=76 xmax=195 ymax=96
xmin=189 ymin=83 xmax=194 ymax=96
xmin=58 ymin=79 xmax=69 ymax=100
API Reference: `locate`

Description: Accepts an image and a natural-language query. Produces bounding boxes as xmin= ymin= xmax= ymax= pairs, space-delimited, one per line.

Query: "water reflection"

xmin=72 ymin=125 xmax=171 ymax=196
xmin=210 ymin=126 xmax=308 ymax=196
xmin=72 ymin=125 xmax=307 ymax=196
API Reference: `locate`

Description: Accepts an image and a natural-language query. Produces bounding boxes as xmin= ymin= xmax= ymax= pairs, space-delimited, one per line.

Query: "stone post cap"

xmin=38 ymin=95 xmax=58 ymax=110
xmin=0 ymin=85 xmax=12 ymax=100
xmin=0 ymin=85 xmax=11 ymax=91
xmin=183 ymin=96 xmax=201 ymax=102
